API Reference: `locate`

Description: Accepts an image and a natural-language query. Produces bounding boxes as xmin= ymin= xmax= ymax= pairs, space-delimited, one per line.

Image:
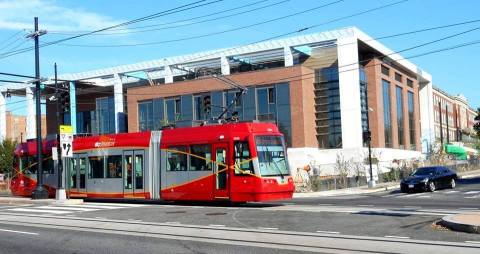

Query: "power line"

xmin=49 ymin=0 xmax=285 ymax=36
xmin=0 ymin=30 xmax=25 ymax=51
xmin=57 ymin=0 xmax=345 ymax=47
xmin=0 ymin=0 xmax=224 ymax=59
xmin=0 ymin=72 xmax=35 ymax=79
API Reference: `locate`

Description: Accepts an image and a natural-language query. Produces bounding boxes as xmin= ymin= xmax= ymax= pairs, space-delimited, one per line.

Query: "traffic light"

xmin=59 ymin=83 xmax=70 ymax=113
xmin=203 ymin=95 xmax=211 ymax=114
xmin=363 ymin=130 xmax=372 ymax=142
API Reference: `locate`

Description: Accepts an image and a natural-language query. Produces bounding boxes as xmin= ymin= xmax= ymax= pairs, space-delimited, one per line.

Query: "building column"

xmin=26 ymin=87 xmax=36 ymax=139
xmin=113 ymin=73 xmax=125 ymax=133
xmin=419 ymin=77 xmax=434 ymax=153
xmin=221 ymin=56 xmax=230 ymax=75
xmin=284 ymin=46 xmax=294 ymax=67
xmin=337 ymin=36 xmax=363 ymax=149
xmin=0 ymin=92 xmax=6 ymax=141
xmin=164 ymin=65 xmax=173 ymax=84
xmin=69 ymin=81 xmax=77 ymax=134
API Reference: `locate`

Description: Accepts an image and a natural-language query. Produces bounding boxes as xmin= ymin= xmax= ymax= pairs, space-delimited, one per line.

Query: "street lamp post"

xmin=364 ymin=82 xmax=376 ymax=188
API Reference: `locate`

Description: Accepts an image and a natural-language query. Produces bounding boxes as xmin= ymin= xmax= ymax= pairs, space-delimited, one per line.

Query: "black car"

xmin=400 ymin=166 xmax=457 ymax=193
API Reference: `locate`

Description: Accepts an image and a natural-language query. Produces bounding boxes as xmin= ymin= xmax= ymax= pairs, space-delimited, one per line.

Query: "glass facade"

xmin=164 ymin=97 xmax=181 ymax=124
xmin=224 ymin=90 xmax=243 ymax=119
xmin=96 ymin=97 xmax=115 ymax=134
xmin=408 ymin=91 xmax=416 ymax=150
xmin=256 ymin=87 xmax=276 ymax=121
xmin=315 ymin=67 xmax=342 ymax=149
xmin=382 ymin=80 xmax=392 ymax=148
xmin=138 ymin=100 xmax=153 ymax=131
xmin=396 ymin=86 xmax=404 ymax=148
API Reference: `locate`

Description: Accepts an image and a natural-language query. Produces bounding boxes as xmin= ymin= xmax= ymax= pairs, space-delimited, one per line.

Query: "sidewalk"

xmin=293 ymin=168 xmax=480 ymax=198
xmin=440 ymin=213 xmax=480 ymax=234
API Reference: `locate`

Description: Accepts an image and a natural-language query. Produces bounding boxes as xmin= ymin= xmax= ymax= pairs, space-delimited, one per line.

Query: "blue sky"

xmin=0 ymin=0 xmax=479 ymax=115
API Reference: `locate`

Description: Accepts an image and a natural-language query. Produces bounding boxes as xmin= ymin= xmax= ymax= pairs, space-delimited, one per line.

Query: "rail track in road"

xmin=0 ymin=212 xmax=479 ymax=254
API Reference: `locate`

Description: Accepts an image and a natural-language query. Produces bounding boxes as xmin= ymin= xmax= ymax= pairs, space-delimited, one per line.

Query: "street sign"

xmin=61 ymin=141 xmax=73 ymax=158
xmin=60 ymin=133 xmax=73 ymax=143
xmin=59 ymin=125 xmax=73 ymax=134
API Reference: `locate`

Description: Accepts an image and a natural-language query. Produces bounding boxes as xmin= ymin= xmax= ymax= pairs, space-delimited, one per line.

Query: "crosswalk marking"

xmin=464 ymin=191 xmax=480 ymax=195
xmin=445 ymin=190 xmax=459 ymax=194
xmin=5 ymin=202 xmax=147 ymax=215
xmin=7 ymin=208 xmax=72 ymax=215
xmin=381 ymin=190 xmax=480 ymax=199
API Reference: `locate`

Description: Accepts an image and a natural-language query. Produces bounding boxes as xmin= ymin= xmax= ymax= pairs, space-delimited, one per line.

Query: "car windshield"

xmin=411 ymin=167 xmax=439 ymax=176
xmin=255 ymin=135 xmax=289 ymax=177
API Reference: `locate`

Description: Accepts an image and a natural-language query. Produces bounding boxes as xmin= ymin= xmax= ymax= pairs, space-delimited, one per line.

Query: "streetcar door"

xmin=123 ymin=150 xmax=145 ymax=198
xmin=78 ymin=155 xmax=87 ymax=194
xmin=67 ymin=156 xmax=78 ymax=193
xmin=123 ymin=151 xmax=134 ymax=197
xmin=213 ymin=143 xmax=229 ymax=199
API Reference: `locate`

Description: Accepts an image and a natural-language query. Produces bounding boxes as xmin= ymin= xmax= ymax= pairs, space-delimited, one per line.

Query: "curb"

xmin=293 ymin=184 xmax=399 ymax=198
xmin=439 ymin=215 xmax=480 ymax=234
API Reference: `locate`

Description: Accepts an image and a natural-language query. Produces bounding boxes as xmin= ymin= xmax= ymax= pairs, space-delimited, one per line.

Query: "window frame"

xmin=166 ymin=146 xmax=188 ymax=171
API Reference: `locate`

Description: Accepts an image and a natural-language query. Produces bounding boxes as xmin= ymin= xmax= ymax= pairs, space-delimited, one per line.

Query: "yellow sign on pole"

xmin=59 ymin=125 xmax=73 ymax=134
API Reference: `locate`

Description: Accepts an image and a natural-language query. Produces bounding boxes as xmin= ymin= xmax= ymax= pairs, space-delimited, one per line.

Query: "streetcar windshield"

xmin=255 ymin=135 xmax=289 ymax=177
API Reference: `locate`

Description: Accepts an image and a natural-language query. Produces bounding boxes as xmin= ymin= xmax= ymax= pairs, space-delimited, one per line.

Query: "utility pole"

xmin=364 ymin=82 xmax=375 ymax=188
xmin=55 ymin=63 xmax=66 ymax=200
xmin=29 ymin=17 xmax=48 ymax=199
xmin=439 ymin=101 xmax=444 ymax=152
xmin=445 ymin=104 xmax=450 ymax=144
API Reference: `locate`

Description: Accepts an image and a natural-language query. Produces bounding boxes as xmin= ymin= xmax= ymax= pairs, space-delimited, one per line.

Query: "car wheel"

xmin=428 ymin=181 xmax=436 ymax=192
xmin=450 ymin=178 xmax=456 ymax=189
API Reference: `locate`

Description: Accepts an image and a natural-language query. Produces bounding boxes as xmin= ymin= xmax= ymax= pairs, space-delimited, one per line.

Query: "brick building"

xmin=3 ymin=111 xmax=46 ymax=143
xmin=0 ymin=27 xmax=437 ymax=174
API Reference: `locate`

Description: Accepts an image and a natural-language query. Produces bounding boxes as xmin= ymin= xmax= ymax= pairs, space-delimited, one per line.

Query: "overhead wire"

xmin=48 ymin=0 xmax=288 ymax=36
xmin=0 ymin=0 xmax=224 ymax=59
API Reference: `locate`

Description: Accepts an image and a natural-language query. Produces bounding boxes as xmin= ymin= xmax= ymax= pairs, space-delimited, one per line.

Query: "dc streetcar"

xmin=11 ymin=122 xmax=294 ymax=202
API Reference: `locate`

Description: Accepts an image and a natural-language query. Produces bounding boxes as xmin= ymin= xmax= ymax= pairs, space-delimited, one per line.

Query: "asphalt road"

xmin=0 ymin=177 xmax=478 ymax=253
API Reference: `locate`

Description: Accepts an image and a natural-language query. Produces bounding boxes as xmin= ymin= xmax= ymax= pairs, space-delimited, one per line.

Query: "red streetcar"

xmin=11 ymin=122 xmax=294 ymax=202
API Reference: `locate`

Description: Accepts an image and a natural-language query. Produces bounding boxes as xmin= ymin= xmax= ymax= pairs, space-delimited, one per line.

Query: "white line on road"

xmin=445 ymin=191 xmax=459 ymax=194
xmin=465 ymin=241 xmax=480 ymax=244
xmin=0 ymin=228 xmax=39 ymax=235
xmin=418 ymin=195 xmax=431 ymax=198
xmin=381 ymin=193 xmax=405 ymax=198
xmin=209 ymin=224 xmax=226 ymax=227
xmin=258 ymin=227 xmax=278 ymax=230
xmin=464 ymin=191 xmax=480 ymax=195
xmin=459 ymin=208 xmax=479 ymax=210
xmin=316 ymin=230 xmax=340 ymax=234
xmin=357 ymin=205 xmax=374 ymax=207
xmin=384 ymin=235 xmax=410 ymax=239
xmin=465 ymin=195 xmax=480 ymax=199
xmin=403 ymin=206 xmax=422 ymax=209
xmin=7 ymin=208 xmax=72 ymax=214
xmin=165 ymin=221 xmax=180 ymax=224
xmin=37 ymin=206 xmax=99 ymax=212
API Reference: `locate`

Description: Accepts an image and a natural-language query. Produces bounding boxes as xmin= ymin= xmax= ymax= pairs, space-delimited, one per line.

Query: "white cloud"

xmin=0 ymin=0 xmax=124 ymax=32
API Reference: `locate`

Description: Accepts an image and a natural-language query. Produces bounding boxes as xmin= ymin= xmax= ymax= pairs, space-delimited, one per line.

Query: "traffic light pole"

xmin=31 ymin=17 xmax=48 ymax=199
xmin=55 ymin=63 xmax=66 ymax=200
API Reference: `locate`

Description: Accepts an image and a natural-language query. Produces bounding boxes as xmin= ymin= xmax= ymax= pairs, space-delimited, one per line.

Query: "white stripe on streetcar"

xmin=384 ymin=235 xmax=410 ymax=239
xmin=0 ymin=228 xmax=39 ymax=235
xmin=7 ymin=208 xmax=72 ymax=214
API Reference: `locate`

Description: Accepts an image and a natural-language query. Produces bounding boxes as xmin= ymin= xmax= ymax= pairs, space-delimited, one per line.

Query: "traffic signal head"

xmin=203 ymin=95 xmax=211 ymax=114
xmin=363 ymin=130 xmax=372 ymax=142
xmin=60 ymin=91 xmax=70 ymax=112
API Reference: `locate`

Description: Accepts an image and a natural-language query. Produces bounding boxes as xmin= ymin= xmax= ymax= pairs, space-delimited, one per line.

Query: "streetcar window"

xmin=89 ymin=156 xmax=105 ymax=178
xmin=166 ymin=146 xmax=187 ymax=171
xmin=255 ymin=136 xmax=289 ymax=177
xmin=106 ymin=155 xmax=122 ymax=178
xmin=190 ymin=144 xmax=212 ymax=171
xmin=234 ymin=141 xmax=253 ymax=175
xmin=20 ymin=156 xmax=36 ymax=174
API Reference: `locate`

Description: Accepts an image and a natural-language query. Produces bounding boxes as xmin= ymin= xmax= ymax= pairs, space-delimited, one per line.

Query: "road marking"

xmin=37 ymin=206 xmax=99 ymax=212
xmin=63 ymin=204 xmax=123 ymax=209
xmin=84 ymin=203 xmax=147 ymax=207
xmin=418 ymin=195 xmax=431 ymax=198
xmin=316 ymin=230 xmax=340 ymax=234
xmin=258 ymin=227 xmax=278 ymax=230
xmin=398 ymin=193 xmax=424 ymax=198
xmin=445 ymin=190 xmax=459 ymax=194
xmin=165 ymin=221 xmax=180 ymax=224
xmin=403 ymin=206 xmax=421 ymax=209
xmin=6 ymin=208 xmax=72 ymax=214
xmin=95 ymin=217 xmax=107 ymax=219
xmin=465 ymin=195 xmax=480 ymax=199
xmin=381 ymin=193 xmax=405 ymax=198
xmin=0 ymin=228 xmax=39 ymax=236
xmin=384 ymin=235 xmax=410 ymax=239
xmin=465 ymin=241 xmax=480 ymax=244
xmin=357 ymin=205 xmax=374 ymax=207
xmin=459 ymin=208 xmax=479 ymax=210
xmin=464 ymin=191 xmax=480 ymax=195
xmin=209 ymin=224 xmax=226 ymax=227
